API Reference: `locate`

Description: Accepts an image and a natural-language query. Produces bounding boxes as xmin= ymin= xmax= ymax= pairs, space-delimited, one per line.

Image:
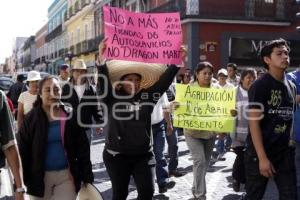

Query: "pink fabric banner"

xmin=103 ymin=6 xmax=182 ymax=65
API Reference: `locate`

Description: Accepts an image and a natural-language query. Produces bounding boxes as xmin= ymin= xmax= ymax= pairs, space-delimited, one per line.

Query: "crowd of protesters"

xmin=0 ymin=38 xmax=299 ymax=200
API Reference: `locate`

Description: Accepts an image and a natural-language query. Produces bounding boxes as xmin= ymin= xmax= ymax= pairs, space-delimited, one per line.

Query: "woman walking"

xmin=18 ymin=76 xmax=93 ymax=199
xmin=184 ymin=62 xmax=216 ymax=200
xmin=231 ymin=68 xmax=256 ymax=192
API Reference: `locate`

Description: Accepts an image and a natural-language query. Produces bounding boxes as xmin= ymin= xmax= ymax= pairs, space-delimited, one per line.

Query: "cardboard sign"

xmin=173 ymin=84 xmax=236 ymax=132
xmin=103 ymin=6 xmax=182 ymax=64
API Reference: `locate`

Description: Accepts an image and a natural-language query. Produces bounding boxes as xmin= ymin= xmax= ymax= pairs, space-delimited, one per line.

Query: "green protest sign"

xmin=173 ymin=84 xmax=236 ymax=132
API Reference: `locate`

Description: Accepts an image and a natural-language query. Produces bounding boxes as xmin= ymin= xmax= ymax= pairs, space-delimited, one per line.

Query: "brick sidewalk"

xmin=90 ymin=134 xmax=279 ymax=200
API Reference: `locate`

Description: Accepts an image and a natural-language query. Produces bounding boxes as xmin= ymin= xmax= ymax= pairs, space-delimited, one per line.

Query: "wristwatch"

xmin=15 ymin=187 xmax=25 ymax=193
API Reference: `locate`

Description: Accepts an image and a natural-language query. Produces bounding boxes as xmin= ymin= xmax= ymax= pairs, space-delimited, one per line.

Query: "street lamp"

xmin=66 ymin=51 xmax=74 ymax=67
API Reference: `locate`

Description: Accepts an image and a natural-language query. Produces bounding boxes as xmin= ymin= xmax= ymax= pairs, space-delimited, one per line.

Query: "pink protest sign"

xmin=103 ymin=6 xmax=182 ymax=65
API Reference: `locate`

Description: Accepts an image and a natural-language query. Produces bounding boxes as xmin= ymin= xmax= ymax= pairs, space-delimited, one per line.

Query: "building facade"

xmin=22 ymin=36 xmax=36 ymax=71
xmin=35 ymin=24 xmax=48 ymax=72
xmin=151 ymin=0 xmax=300 ymax=71
xmin=46 ymin=0 xmax=68 ymax=75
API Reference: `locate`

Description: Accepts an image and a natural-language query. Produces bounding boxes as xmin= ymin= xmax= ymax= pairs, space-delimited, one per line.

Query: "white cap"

xmin=217 ymin=68 xmax=228 ymax=76
xmin=72 ymin=59 xmax=87 ymax=70
xmin=26 ymin=71 xmax=42 ymax=82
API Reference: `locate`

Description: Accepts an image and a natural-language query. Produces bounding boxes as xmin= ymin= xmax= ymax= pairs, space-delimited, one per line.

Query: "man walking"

xmin=245 ymin=38 xmax=297 ymax=200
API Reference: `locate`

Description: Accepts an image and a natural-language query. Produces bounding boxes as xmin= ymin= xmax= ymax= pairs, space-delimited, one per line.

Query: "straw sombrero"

xmin=76 ymin=183 xmax=104 ymax=200
xmin=106 ymin=60 xmax=167 ymax=90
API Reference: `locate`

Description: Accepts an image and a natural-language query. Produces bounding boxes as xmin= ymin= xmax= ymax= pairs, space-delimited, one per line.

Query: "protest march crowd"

xmin=1 ymin=6 xmax=300 ymax=200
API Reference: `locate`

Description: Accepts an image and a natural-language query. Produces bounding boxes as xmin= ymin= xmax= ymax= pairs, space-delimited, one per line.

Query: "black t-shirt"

xmin=246 ymin=73 xmax=294 ymax=155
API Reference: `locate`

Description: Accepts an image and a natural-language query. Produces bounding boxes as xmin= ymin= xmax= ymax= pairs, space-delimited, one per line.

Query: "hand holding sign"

xmin=97 ymin=38 xmax=108 ymax=65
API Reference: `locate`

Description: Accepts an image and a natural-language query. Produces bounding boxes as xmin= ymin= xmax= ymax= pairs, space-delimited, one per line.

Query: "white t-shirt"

xmin=18 ymin=91 xmax=37 ymax=114
xmin=215 ymin=82 xmax=234 ymax=89
xmin=74 ymin=85 xmax=86 ymax=101
xmin=58 ymin=76 xmax=70 ymax=87
xmin=151 ymin=93 xmax=169 ymax=125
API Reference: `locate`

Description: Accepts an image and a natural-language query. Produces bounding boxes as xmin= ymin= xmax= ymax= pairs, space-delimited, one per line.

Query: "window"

xmin=77 ymin=28 xmax=80 ymax=43
xmin=71 ymin=32 xmax=74 ymax=46
xmin=91 ymin=20 xmax=94 ymax=38
xmin=264 ymin=0 xmax=274 ymax=3
xmin=126 ymin=0 xmax=138 ymax=11
xmin=84 ymin=24 xmax=88 ymax=40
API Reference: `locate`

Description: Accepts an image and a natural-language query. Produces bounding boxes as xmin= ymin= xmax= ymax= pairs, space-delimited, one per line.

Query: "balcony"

xmin=59 ymin=49 xmax=65 ymax=57
xmin=69 ymin=6 xmax=74 ymax=18
xmin=45 ymin=24 xmax=62 ymax=42
xmin=76 ymin=42 xmax=82 ymax=55
xmin=81 ymin=0 xmax=89 ymax=8
xmin=82 ymin=40 xmax=88 ymax=52
xmin=64 ymin=12 xmax=68 ymax=22
xmin=75 ymin=1 xmax=79 ymax=13
xmin=149 ymin=0 xmax=293 ymax=22
xmin=70 ymin=45 xmax=75 ymax=54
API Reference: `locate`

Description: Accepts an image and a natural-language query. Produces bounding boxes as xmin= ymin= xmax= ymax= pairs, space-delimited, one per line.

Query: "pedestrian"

xmin=151 ymin=93 xmax=176 ymax=193
xmin=0 ymin=90 xmax=24 ymax=200
xmin=96 ymin=40 xmax=185 ymax=200
xmin=245 ymin=38 xmax=297 ymax=200
xmin=286 ymin=66 xmax=300 ymax=199
xmin=57 ymin=64 xmax=70 ymax=87
xmin=215 ymin=68 xmax=234 ymax=160
xmin=61 ymin=59 xmax=103 ymax=144
xmin=183 ymin=61 xmax=216 ymax=200
xmin=17 ymin=76 xmax=94 ymax=199
xmin=230 ymin=68 xmax=256 ymax=192
xmin=17 ymin=70 xmax=41 ymax=130
xmin=165 ymin=85 xmax=185 ymax=177
xmin=226 ymin=63 xmax=240 ymax=86
xmin=7 ymin=74 xmax=26 ymax=117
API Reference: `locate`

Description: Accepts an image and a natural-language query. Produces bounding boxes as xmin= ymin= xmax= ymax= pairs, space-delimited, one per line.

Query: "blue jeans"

xmin=152 ymin=120 xmax=169 ymax=186
xmin=166 ymin=127 xmax=179 ymax=172
xmin=296 ymin=142 xmax=300 ymax=200
xmin=216 ymin=134 xmax=232 ymax=154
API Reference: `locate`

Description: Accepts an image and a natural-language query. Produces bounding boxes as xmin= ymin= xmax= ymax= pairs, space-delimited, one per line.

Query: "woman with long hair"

xmin=18 ymin=76 xmax=93 ymax=199
xmin=231 ymin=68 xmax=256 ymax=192
xmin=184 ymin=62 xmax=216 ymax=200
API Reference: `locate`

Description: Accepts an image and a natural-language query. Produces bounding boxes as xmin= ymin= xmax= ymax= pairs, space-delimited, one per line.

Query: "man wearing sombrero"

xmin=96 ymin=39 xmax=186 ymax=200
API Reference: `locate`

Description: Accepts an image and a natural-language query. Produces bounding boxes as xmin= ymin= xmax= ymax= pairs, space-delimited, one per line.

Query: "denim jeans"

xmin=152 ymin=119 xmax=169 ymax=186
xmin=245 ymin=147 xmax=297 ymax=200
xmin=296 ymin=142 xmax=300 ymax=200
xmin=216 ymin=134 xmax=232 ymax=154
xmin=103 ymin=149 xmax=155 ymax=200
xmin=166 ymin=127 xmax=179 ymax=172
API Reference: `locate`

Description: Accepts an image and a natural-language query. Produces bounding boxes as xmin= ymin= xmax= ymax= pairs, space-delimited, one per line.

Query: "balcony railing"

xmin=149 ymin=0 xmax=293 ymax=22
xmin=64 ymin=11 xmax=68 ymax=22
xmin=59 ymin=49 xmax=65 ymax=57
xmin=45 ymin=24 xmax=62 ymax=42
xmin=76 ymin=43 xmax=82 ymax=55
xmin=69 ymin=6 xmax=74 ymax=18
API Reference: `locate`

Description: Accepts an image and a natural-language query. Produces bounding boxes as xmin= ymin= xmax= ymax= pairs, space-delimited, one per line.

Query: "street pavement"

xmin=91 ymin=133 xmax=279 ymax=200
xmin=0 ymin=133 xmax=279 ymax=200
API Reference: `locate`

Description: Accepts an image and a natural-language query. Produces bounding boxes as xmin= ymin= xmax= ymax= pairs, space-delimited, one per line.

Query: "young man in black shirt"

xmin=245 ymin=38 xmax=297 ymax=200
